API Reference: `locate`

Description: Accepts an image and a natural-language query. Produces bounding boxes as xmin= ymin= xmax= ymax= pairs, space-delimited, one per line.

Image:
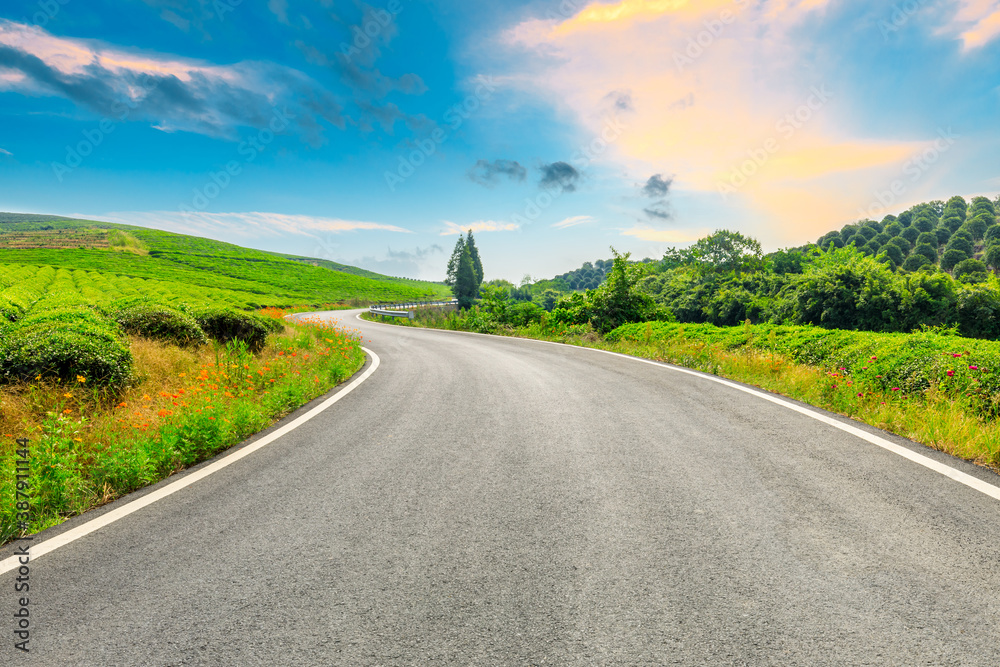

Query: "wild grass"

xmin=0 ymin=316 xmax=365 ymax=545
xmin=106 ymin=230 xmax=149 ymax=255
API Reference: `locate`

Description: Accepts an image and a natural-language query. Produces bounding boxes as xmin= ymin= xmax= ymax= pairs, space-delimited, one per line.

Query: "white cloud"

xmin=440 ymin=220 xmax=520 ymax=236
xmin=0 ymin=148 xmax=11 ymax=156
xmin=0 ymin=19 xmax=343 ymax=142
xmin=94 ymin=211 xmax=412 ymax=240
xmin=552 ymin=215 xmax=595 ymax=229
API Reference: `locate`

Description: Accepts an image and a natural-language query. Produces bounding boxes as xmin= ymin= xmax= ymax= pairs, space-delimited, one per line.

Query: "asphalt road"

xmin=4 ymin=309 xmax=1000 ymax=665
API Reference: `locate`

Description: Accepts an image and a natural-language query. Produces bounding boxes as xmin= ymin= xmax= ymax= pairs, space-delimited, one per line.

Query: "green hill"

xmin=0 ymin=214 xmax=450 ymax=307
xmin=814 ymin=195 xmax=1000 ymax=273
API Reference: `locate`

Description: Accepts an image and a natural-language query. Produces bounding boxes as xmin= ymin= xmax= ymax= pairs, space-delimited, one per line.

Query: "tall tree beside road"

xmin=454 ymin=246 xmax=480 ymax=309
xmin=466 ymin=231 xmax=484 ymax=286
xmin=445 ymin=236 xmax=466 ymax=287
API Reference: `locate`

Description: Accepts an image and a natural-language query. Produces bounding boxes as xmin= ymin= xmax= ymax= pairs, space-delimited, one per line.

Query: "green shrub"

xmin=934 ymin=226 xmax=952 ymax=245
xmin=607 ymin=320 xmax=1000 ymax=418
xmin=913 ymin=243 xmax=938 ymax=263
xmin=946 ymin=232 xmax=974 ymax=257
xmin=956 ymin=285 xmax=1000 ymax=339
xmin=705 ymin=286 xmax=764 ymax=325
xmin=0 ymin=285 xmax=39 ymax=321
xmin=940 ymin=214 xmax=964 ymax=233
xmin=984 ymin=244 xmax=1000 ymax=271
xmin=953 ymin=258 xmax=988 ymax=282
xmin=899 ymin=272 xmax=957 ymax=330
xmin=880 ymin=245 xmax=903 ymax=268
xmin=817 ymin=231 xmax=843 ymax=248
xmin=193 ymin=307 xmax=272 ymax=351
xmin=30 ymin=291 xmax=94 ymax=313
xmin=902 ymin=253 xmax=931 ymax=271
xmin=0 ymin=309 xmax=132 ymax=387
xmin=856 ymin=226 xmax=877 ymax=242
xmin=966 ymin=215 xmax=990 ymax=241
xmin=113 ymin=303 xmax=208 ymax=347
xmin=0 ymin=298 xmax=20 ymax=323
xmin=970 ymin=196 xmax=996 ymax=218
xmin=887 ymin=236 xmax=911 ymax=254
xmin=862 ymin=240 xmax=881 ymax=256
xmin=985 ymin=224 xmax=1000 ymax=246
xmin=941 ymin=247 xmax=970 ymax=272
xmin=793 ymin=248 xmax=902 ymax=331
xmin=255 ymin=313 xmax=286 ymax=334
xmin=585 ymin=250 xmax=672 ymax=333
xmin=102 ymin=295 xmax=156 ymax=314
xmin=508 ymin=301 xmax=546 ymax=327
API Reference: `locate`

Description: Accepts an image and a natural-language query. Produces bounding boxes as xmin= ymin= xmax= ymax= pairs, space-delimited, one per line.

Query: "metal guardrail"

xmin=369 ymin=299 xmax=457 ymax=319
xmin=369 ymin=308 xmax=414 ymax=319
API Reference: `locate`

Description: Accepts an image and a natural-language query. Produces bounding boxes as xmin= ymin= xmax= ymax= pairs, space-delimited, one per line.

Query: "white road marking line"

xmin=0 ymin=346 xmax=380 ymax=575
xmin=359 ymin=312 xmax=1000 ymax=503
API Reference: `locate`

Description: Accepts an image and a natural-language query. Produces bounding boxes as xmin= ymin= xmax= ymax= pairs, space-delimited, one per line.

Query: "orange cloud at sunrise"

xmin=502 ymin=0 xmax=948 ymax=245
xmin=952 ymin=0 xmax=1000 ymax=50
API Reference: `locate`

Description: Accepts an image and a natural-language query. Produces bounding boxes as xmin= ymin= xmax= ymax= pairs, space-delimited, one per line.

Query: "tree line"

xmin=452 ymin=195 xmax=1000 ymax=339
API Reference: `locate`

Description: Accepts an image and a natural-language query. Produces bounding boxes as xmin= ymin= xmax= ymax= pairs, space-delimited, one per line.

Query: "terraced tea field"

xmin=0 ymin=214 xmax=449 ymax=307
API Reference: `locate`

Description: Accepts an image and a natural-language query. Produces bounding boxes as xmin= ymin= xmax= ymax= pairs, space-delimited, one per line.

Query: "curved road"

xmin=4 ymin=309 xmax=1000 ymax=665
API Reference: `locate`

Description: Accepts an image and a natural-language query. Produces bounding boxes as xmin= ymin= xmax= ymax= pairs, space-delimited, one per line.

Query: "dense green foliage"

xmin=608 ymin=320 xmax=1000 ymax=419
xmin=0 ymin=307 xmax=133 ymax=388
xmin=558 ymin=249 xmax=673 ymax=333
xmin=510 ymin=197 xmax=1000 ymax=340
xmin=447 ymin=231 xmax=484 ymax=309
xmin=431 ymin=248 xmax=671 ymax=334
xmin=554 ymin=259 xmax=614 ymax=291
xmin=460 ymin=285 xmax=547 ymax=333
xmin=109 ymin=300 xmax=208 ymax=347
xmin=191 ymin=307 xmax=277 ymax=352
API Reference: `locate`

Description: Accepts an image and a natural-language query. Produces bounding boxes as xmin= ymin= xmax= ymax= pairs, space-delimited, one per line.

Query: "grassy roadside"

xmin=362 ymin=310 xmax=1000 ymax=473
xmin=1 ymin=313 xmax=365 ymax=545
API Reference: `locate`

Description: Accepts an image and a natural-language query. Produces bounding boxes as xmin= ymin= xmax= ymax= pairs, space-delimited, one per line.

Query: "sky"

xmin=1 ymin=0 xmax=999 ymax=282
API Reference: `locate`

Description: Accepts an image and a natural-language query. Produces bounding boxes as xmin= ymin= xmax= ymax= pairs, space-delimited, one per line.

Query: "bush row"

xmin=0 ymin=307 xmax=133 ymax=387
xmin=608 ymin=320 xmax=1000 ymax=418
xmin=641 ymin=245 xmax=1000 ymax=338
xmin=0 ymin=295 xmax=285 ymax=387
xmin=0 ymin=284 xmax=40 ymax=322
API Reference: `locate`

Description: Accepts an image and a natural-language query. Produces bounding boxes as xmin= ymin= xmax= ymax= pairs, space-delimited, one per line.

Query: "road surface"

xmin=3 ymin=309 xmax=1000 ymax=665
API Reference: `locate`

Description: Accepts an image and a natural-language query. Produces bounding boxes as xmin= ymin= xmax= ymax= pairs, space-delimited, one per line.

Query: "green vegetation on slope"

xmin=1 ymin=316 xmax=364 ymax=544
xmin=0 ymin=214 xmax=449 ymax=306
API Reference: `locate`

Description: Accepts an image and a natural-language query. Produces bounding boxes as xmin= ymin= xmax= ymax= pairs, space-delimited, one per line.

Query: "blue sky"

xmin=1 ymin=0 xmax=999 ymax=281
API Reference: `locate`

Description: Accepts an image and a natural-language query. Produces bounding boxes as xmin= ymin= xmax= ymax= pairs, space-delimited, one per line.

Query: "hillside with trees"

xmin=816 ymin=195 xmax=1000 ymax=274
xmin=636 ymin=196 xmax=1000 ymax=337
xmin=474 ymin=195 xmax=1000 ymax=340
